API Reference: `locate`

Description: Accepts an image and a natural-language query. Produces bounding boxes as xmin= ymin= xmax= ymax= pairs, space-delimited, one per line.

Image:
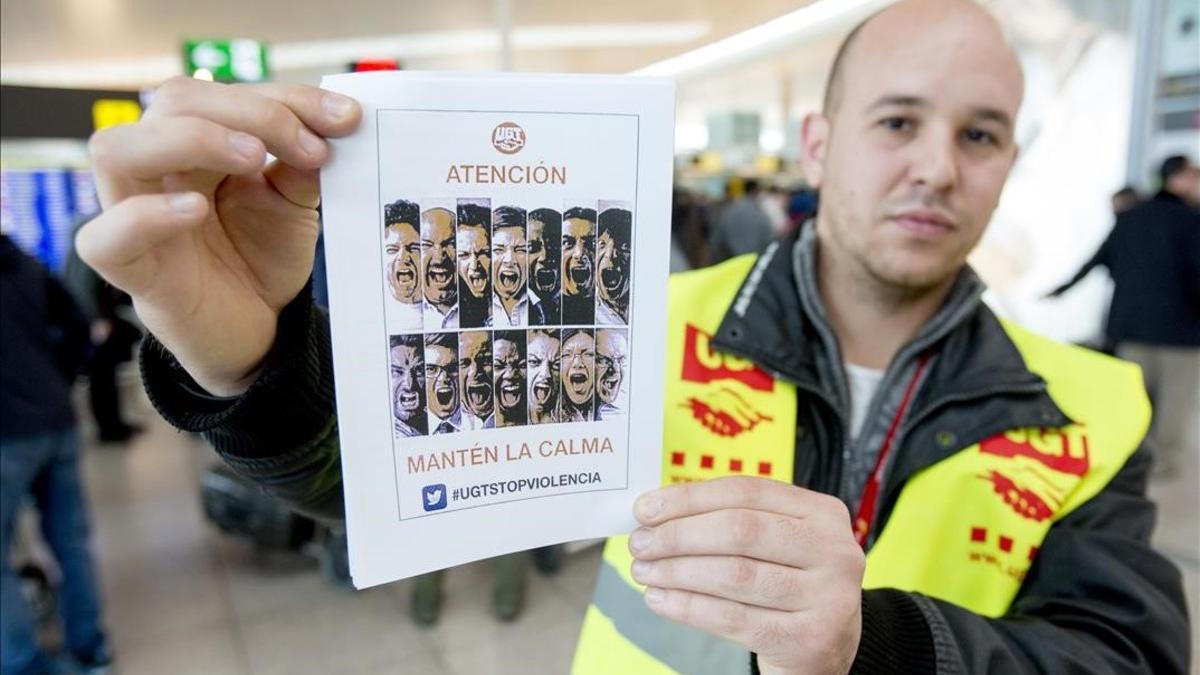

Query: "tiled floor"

xmin=35 ymin=380 xmax=1200 ymax=673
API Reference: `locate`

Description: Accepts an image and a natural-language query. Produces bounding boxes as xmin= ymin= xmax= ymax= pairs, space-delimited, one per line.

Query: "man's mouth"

xmin=534 ymin=267 xmax=557 ymax=290
xmin=427 ymin=264 xmax=453 ymax=288
xmin=465 ymin=268 xmax=488 ymax=294
xmin=498 ymin=268 xmax=520 ymax=290
xmin=396 ymin=389 xmax=419 ymax=412
xmin=568 ymin=372 xmax=589 ymax=391
xmin=598 ymin=375 xmax=619 ymax=402
xmin=531 ymin=379 xmax=553 ymax=404
xmin=569 ymin=266 xmax=592 ymax=287
xmin=499 ymin=379 xmax=522 ymax=406
xmin=600 ymin=267 xmax=624 ymax=292
xmin=466 ymin=383 xmax=492 ymax=409
xmin=889 ymin=208 xmax=956 ymax=238
xmin=435 ymin=386 xmax=453 ymax=406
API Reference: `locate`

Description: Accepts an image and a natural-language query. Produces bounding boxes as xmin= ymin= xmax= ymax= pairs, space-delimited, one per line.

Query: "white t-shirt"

xmin=845 ymin=362 xmax=885 ymax=442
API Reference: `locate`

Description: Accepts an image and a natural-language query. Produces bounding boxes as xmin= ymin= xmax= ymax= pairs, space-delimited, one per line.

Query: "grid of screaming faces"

xmin=383 ymin=198 xmax=633 ymax=437
xmin=388 ymin=328 xmax=629 ymax=436
xmin=381 ymin=198 xmax=632 ymax=330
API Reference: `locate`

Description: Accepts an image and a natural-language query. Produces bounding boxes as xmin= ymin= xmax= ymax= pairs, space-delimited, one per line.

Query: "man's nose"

xmin=910 ymin=128 xmax=959 ymax=192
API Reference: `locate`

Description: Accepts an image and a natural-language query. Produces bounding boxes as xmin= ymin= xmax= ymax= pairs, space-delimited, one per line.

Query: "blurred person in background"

xmin=669 ymin=188 xmax=711 ymax=272
xmin=760 ymin=184 xmax=790 ymax=234
xmin=409 ymin=551 xmax=531 ymax=626
xmin=1 ymin=234 xmax=111 ymax=675
xmin=1111 ymin=185 xmax=1141 ymax=215
xmin=64 ymin=219 xmax=143 ymax=445
xmin=788 ymin=186 xmax=820 ymax=230
xmin=710 ymin=177 xmax=773 ymax=263
xmin=1049 ymin=155 xmax=1200 ymax=476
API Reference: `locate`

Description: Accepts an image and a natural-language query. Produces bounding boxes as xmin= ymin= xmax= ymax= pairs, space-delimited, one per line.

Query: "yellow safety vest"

xmin=573 ymin=255 xmax=1149 ymax=674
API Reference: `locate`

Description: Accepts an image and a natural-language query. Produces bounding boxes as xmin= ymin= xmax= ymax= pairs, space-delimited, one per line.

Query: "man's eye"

xmin=880 ymin=117 xmax=912 ymax=132
xmin=964 ymin=128 xmax=997 ymax=146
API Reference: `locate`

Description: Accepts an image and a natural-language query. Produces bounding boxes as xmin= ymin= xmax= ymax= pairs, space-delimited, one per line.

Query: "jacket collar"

xmin=711 ymin=223 xmax=1069 ymax=427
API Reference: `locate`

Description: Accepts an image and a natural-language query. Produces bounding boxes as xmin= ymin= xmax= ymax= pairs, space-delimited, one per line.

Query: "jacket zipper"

xmin=772 ymin=372 xmax=846 ymax=495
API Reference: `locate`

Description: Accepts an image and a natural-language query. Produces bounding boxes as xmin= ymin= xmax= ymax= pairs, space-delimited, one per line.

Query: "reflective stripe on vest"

xmin=573 ymin=255 xmax=1150 ymax=674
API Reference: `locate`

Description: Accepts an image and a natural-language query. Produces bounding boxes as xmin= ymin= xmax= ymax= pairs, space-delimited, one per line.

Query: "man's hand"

xmin=629 ymin=476 xmax=865 ymax=675
xmin=76 ymin=77 xmax=361 ymax=396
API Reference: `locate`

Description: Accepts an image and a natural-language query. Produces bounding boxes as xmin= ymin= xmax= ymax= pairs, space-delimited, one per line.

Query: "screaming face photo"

xmin=424 ymin=332 xmax=460 ymax=433
xmin=561 ymin=206 xmax=596 ymax=326
xmin=493 ymin=330 xmax=527 ymax=427
xmin=390 ymin=334 xmax=427 ymax=437
xmin=491 ymin=206 xmax=529 ymax=328
xmin=528 ymin=208 xmax=562 ymax=326
xmin=560 ymin=328 xmax=595 ymax=422
xmin=421 ymin=206 xmax=459 ymax=330
xmin=456 ymin=199 xmax=492 ymax=329
xmin=458 ymin=331 xmax=494 ymax=430
xmin=527 ymin=328 xmax=561 ymax=424
xmin=596 ymin=205 xmax=632 ymax=325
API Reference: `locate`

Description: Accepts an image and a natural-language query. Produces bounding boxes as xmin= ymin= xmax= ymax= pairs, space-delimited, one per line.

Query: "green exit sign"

xmin=183 ymin=39 xmax=269 ymax=82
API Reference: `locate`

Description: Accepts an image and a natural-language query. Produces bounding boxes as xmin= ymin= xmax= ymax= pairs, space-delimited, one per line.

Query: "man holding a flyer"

xmin=76 ymin=0 xmax=1188 ymax=672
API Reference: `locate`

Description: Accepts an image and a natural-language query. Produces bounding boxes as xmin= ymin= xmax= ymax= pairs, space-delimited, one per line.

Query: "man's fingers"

xmin=75 ymin=192 xmax=207 ymax=294
xmin=641 ymin=586 xmax=787 ymax=654
xmin=145 ymin=77 xmax=360 ymax=170
xmin=631 ymin=556 xmax=808 ymax=611
xmin=629 ymin=509 xmax=818 ymax=567
xmin=263 ymin=160 xmax=321 ymax=210
xmin=90 ymin=116 xmax=266 ymax=205
xmin=635 ymin=476 xmax=843 ymax=526
xmin=246 ymin=82 xmax=362 ymax=138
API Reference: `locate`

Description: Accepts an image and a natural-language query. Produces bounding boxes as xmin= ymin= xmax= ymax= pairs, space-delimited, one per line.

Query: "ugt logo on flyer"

xmin=421 ymin=484 xmax=447 ymax=512
xmin=492 ymin=122 xmax=526 ymax=154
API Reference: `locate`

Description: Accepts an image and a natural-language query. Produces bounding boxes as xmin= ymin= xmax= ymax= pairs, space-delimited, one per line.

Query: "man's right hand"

xmin=76 ymin=77 xmax=361 ymax=396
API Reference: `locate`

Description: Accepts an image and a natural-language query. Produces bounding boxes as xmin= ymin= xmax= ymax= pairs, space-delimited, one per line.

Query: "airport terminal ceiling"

xmin=1 ymin=0 xmax=813 ymax=85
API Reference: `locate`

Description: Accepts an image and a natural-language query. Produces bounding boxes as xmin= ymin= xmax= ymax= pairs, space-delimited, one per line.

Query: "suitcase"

xmin=200 ymin=463 xmax=315 ymax=551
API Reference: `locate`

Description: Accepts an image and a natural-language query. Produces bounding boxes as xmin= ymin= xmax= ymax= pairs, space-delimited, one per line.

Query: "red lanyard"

xmin=852 ymin=353 xmax=932 ymax=548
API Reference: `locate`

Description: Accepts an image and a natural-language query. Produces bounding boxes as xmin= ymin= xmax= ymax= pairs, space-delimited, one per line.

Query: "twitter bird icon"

xmin=422 ymin=484 xmax=447 ymax=512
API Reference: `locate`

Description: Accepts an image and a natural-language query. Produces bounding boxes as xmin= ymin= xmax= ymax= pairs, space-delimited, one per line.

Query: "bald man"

xmin=80 ymin=1 xmax=1188 ymax=672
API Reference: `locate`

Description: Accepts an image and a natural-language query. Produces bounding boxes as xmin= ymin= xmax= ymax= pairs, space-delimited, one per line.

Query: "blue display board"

xmin=0 ymin=168 xmax=98 ymax=273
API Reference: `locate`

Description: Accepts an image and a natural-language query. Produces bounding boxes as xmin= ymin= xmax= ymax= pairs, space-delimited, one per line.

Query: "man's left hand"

xmin=629 ymin=476 xmax=865 ymax=675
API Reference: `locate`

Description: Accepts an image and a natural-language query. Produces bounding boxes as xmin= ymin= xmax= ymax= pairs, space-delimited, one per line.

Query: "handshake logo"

xmin=421 ymin=484 xmax=448 ymax=512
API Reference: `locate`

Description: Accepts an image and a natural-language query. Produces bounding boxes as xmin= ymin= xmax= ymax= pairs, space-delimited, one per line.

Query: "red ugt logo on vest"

xmin=978 ymin=427 xmax=1090 ymax=522
xmin=679 ymin=324 xmax=774 ymax=438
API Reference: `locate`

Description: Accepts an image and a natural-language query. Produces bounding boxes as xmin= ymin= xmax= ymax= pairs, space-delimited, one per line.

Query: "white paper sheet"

xmin=319 ymin=71 xmax=674 ymax=588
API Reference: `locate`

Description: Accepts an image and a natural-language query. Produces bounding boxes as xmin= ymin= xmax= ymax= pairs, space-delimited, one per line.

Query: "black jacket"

xmin=140 ymin=233 xmax=1190 ymax=673
xmin=0 ymin=235 xmax=88 ymax=437
xmin=1052 ymin=190 xmax=1200 ymax=346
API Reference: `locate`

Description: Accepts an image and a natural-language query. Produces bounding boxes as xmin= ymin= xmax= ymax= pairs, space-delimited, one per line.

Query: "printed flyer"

xmin=319 ymin=71 xmax=674 ymax=588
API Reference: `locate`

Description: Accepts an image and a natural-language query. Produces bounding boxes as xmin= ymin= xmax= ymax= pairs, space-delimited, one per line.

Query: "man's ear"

xmin=799 ymin=113 xmax=830 ymax=188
